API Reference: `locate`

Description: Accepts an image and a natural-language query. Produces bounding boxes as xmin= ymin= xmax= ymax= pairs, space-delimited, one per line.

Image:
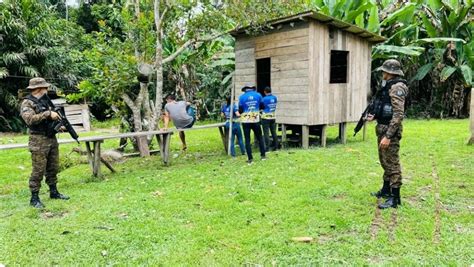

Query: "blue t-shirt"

xmin=221 ymin=104 xmax=239 ymax=121
xmin=239 ymin=90 xmax=262 ymax=123
xmin=262 ymin=94 xmax=278 ymax=120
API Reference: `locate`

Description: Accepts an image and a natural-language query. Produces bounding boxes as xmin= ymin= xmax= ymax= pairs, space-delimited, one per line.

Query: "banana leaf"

xmin=440 ymin=66 xmax=457 ymax=81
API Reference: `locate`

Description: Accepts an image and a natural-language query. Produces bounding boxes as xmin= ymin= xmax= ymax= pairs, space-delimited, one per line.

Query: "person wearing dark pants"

xmin=20 ymin=77 xmax=70 ymax=209
xmin=238 ymin=83 xmax=266 ymax=164
xmin=261 ymin=86 xmax=278 ymax=151
xmin=242 ymin=123 xmax=265 ymax=163
xmin=367 ymin=59 xmax=408 ymax=209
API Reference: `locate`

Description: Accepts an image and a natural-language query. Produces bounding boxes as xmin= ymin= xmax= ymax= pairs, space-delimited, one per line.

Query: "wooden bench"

xmin=0 ymin=123 xmax=227 ymax=177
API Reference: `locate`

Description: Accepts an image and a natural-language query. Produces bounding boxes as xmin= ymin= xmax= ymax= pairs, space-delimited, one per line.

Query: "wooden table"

xmin=0 ymin=123 xmax=226 ymax=177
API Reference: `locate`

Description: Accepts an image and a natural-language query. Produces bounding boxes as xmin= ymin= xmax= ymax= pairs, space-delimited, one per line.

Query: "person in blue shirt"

xmin=221 ymin=96 xmax=245 ymax=157
xmin=238 ymin=83 xmax=266 ymax=163
xmin=261 ymin=86 xmax=278 ymax=151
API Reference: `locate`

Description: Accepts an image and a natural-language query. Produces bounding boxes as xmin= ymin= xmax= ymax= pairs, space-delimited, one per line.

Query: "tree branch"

xmin=162 ymin=31 xmax=227 ymax=64
xmin=122 ymin=93 xmax=136 ymax=110
xmin=157 ymin=6 xmax=168 ymax=31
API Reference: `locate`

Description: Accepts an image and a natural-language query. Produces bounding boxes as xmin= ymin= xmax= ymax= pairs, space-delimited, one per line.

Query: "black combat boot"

xmin=378 ymin=187 xmax=401 ymax=209
xmin=371 ymin=181 xmax=391 ymax=198
xmin=49 ymin=184 xmax=70 ymax=200
xmin=30 ymin=191 xmax=45 ymax=209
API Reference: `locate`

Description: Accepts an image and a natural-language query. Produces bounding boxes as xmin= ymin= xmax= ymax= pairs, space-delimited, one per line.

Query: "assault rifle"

xmin=353 ymin=97 xmax=375 ymax=137
xmin=45 ymin=96 xmax=80 ymax=143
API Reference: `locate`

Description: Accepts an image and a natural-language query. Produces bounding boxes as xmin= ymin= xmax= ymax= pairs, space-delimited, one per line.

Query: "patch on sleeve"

xmin=396 ymin=90 xmax=405 ymax=96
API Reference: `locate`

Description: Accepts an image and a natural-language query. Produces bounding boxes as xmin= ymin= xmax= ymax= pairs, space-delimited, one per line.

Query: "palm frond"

xmin=0 ymin=67 xmax=9 ymax=79
xmin=2 ymin=52 xmax=26 ymax=65
xmin=19 ymin=65 xmax=40 ymax=77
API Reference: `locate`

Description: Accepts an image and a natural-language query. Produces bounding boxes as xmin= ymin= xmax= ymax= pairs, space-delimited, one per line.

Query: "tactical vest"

xmin=374 ymin=79 xmax=407 ymax=125
xmin=24 ymin=94 xmax=56 ymax=136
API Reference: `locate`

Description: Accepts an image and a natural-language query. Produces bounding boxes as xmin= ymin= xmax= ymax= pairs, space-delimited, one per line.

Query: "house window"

xmin=330 ymin=50 xmax=349 ymax=84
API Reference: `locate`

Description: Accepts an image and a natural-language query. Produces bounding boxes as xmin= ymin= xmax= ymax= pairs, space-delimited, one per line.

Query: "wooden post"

xmin=339 ymin=122 xmax=347 ymax=144
xmin=92 ymin=141 xmax=102 ymax=177
xmin=302 ymin=125 xmax=309 ymax=149
xmin=281 ymin=124 xmax=287 ymax=149
xmin=469 ymin=88 xmax=474 ymax=145
xmin=85 ymin=141 xmax=94 ymax=173
xmin=218 ymin=126 xmax=228 ymax=153
xmin=163 ymin=133 xmax=171 ymax=164
xmin=321 ymin=124 xmax=327 ymax=148
xmin=100 ymin=158 xmax=116 ymax=173
xmin=157 ymin=133 xmax=172 ymax=165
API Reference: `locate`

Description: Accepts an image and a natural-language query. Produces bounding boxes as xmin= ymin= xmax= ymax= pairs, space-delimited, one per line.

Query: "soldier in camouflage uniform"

xmin=20 ymin=77 xmax=69 ymax=209
xmin=367 ymin=59 xmax=408 ymax=209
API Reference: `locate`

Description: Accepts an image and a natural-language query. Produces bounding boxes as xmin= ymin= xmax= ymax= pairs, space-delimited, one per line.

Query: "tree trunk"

xmin=152 ymin=0 xmax=164 ymax=132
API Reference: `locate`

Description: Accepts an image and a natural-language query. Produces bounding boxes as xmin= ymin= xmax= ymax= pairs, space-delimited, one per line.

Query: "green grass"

xmin=0 ymin=119 xmax=473 ymax=265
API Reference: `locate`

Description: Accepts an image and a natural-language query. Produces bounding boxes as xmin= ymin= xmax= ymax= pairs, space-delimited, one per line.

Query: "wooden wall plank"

xmin=256 ymin=43 xmax=308 ymax=58
xmin=256 ymin=36 xmax=308 ymax=52
xmin=254 ymin=26 xmax=308 ymax=44
xmin=271 ymin=53 xmax=308 ymax=63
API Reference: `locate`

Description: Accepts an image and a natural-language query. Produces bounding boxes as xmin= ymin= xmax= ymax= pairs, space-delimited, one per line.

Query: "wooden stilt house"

xmin=230 ymin=10 xmax=385 ymax=148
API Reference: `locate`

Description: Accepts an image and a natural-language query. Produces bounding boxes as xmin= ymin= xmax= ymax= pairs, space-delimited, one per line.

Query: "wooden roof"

xmin=230 ymin=10 xmax=386 ymax=43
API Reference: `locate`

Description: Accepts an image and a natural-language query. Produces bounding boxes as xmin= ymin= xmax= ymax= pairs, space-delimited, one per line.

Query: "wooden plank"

xmin=272 ymin=53 xmax=308 ymax=63
xmin=100 ymin=157 xmax=116 ymax=173
xmin=235 ymin=68 xmax=256 ymax=76
xmin=276 ymin=117 xmax=308 ymax=125
xmin=273 ymin=69 xmax=308 ymax=79
xmin=322 ymin=24 xmax=330 ymax=124
xmin=273 ymin=85 xmax=308 ymax=94
xmin=274 ymin=93 xmax=308 ymax=102
xmin=235 ymin=61 xmax=255 ymax=69
xmin=254 ymin=26 xmax=308 ymax=43
xmin=255 ymin=36 xmax=308 ymax=52
xmin=82 ymin=107 xmax=91 ymax=131
xmin=68 ymin=119 xmax=83 ymax=125
xmin=235 ymin=38 xmax=255 ymax=50
xmin=277 ymin=102 xmax=309 ymax=110
xmin=235 ymin=74 xmax=256 ymax=83
xmin=272 ymin=77 xmax=309 ymax=87
xmin=235 ymin=48 xmax=255 ymax=63
xmin=255 ymin=43 xmax=308 ymax=59
xmin=272 ymin=60 xmax=309 ymax=71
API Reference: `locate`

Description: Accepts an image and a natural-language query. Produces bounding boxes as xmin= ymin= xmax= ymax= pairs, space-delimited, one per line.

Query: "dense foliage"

xmin=0 ymin=0 xmax=472 ymax=132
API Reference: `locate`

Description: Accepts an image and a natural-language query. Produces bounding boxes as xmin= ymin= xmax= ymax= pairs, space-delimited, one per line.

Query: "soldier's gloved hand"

xmin=50 ymin=111 xmax=60 ymax=121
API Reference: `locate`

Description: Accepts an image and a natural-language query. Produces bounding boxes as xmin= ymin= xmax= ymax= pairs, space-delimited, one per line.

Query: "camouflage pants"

xmin=376 ymin=124 xmax=403 ymax=188
xmin=28 ymin=135 xmax=59 ymax=192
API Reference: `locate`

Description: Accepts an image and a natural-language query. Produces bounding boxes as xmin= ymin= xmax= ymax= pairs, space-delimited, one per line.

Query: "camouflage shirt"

xmin=20 ymin=97 xmax=52 ymax=127
xmin=385 ymin=82 xmax=408 ymax=139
